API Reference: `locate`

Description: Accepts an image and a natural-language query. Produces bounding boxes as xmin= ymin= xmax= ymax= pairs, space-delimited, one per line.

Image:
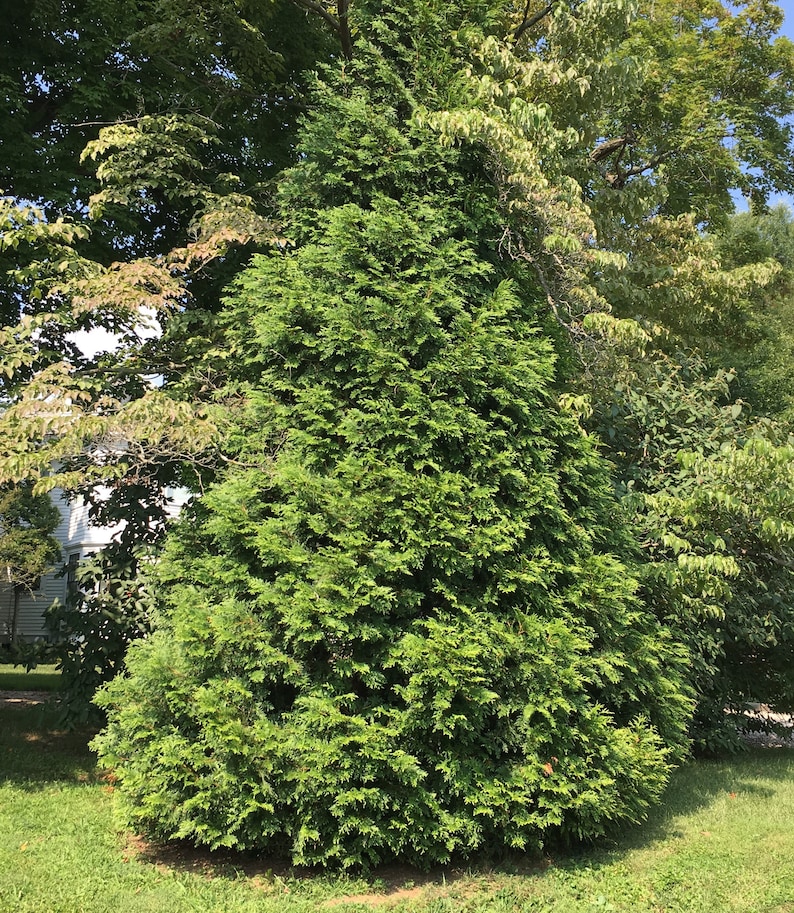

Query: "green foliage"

xmin=0 ymin=0 xmax=329 ymax=217
xmin=0 ymin=0 xmax=794 ymax=764
xmin=41 ymin=477 xmax=186 ymax=725
xmin=584 ymin=318 xmax=794 ymax=750
xmin=3 ymin=700 xmax=794 ymax=913
xmin=710 ymin=205 xmax=794 ymax=419
xmin=95 ymin=8 xmax=691 ymax=866
xmin=0 ymin=483 xmax=61 ymax=587
xmin=547 ymin=1 xmax=794 ymax=751
xmin=0 ymin=0 xmax=331 ymax=499
xmin=46 ymin=544 xmax=155 ymax=726
xmin=0 ymin=0 xmax=327 ymax=734
xmin=639 ymin=434 xmax=794 ymax=747
xmin=588 ymin=0 xmax=794 ymax=225
xmin=587 ymin=343 xmax=742 ymax=492
xmin=3 ymin=0 xmax=793 ymax=854
xmin=0 ymin=482 xmax=61 ymax=647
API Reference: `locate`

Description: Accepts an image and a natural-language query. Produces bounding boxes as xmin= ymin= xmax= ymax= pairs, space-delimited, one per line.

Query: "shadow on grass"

xmin=112 ymin=747 xmax=794 ymax=900
xmin=530 ymin=747 xmax=794 ymax=885
xmin=0 ymin=702 xmax=100 ymax=788
xmin=621 ymin=749 xmax=791 ymax=837
xmin=3 ymin=700 xmax=793 ymax=900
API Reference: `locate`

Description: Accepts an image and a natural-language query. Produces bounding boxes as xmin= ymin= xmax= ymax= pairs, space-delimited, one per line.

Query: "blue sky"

xmin=779 ymin=0 xmax=794 ymax=38
xmin=731 ymin=0 xmax=794 ymax=211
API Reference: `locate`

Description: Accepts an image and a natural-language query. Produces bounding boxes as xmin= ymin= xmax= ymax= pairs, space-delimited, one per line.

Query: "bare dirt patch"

xmin=122 ymin=834 xmax=479 ymax=904
xmin=323 ymin=884 xmax=429 ymax=907
xmin=0 ymin=690 xmax=55 ymax=708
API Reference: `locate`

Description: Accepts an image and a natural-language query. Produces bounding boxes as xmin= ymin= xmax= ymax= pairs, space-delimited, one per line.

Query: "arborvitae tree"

xmin=95 ymin=2 xmax=692 ymax=867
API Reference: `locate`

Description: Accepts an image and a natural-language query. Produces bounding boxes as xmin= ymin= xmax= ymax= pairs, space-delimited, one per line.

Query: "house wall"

xmin=0 ymin=490 xmax=124 ymax=644
xmin=0 ymin=486 xmax=190 ymax=644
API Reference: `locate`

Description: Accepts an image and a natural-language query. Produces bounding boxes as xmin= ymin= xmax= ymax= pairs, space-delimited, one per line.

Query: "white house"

xmin=0 ymin=325 xmax=177 ymax=644
xmin=0 ymin=491 xmax=124 ymax=645
xmin=0 ymin=487 xmax=188 ymax=645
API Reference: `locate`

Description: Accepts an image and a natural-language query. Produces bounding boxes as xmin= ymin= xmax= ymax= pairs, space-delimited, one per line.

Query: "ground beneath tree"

xmin=0 ymin=690 xmax=54 ymax=708
xmin=121 ymin=832 xmax=534 ymax=906
xmin=1 ymin=688 xmax=792 ymax=906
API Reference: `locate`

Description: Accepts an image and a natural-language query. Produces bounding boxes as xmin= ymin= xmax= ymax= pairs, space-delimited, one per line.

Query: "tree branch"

xmin=288 ymin=0 xmax=353 ymax=59
xmin=590 ymin=136 xmax=631 ymax=164
xmin=605 ymin=152 xmax=672 ymax=188
xmin=514 ymin=1 xmax=555 ymax=42
xmin=289 ymin=0 xmax=339 ymax=31
xmin=496 ymin=226 xmax=582 ymax=338
xmin=338 ymin=0 xmax=353 ymax=60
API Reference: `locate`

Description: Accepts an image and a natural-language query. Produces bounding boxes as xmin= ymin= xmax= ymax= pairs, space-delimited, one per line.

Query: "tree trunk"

xmin=10 ymin=584 xmax=20 ymax=648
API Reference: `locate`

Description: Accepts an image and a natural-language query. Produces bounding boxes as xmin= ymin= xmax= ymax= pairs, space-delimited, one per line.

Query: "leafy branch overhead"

xmin=289 ymin=0 xmax=353 ymax=59
xmin=3 ymin=0 xmax=793 ymax=496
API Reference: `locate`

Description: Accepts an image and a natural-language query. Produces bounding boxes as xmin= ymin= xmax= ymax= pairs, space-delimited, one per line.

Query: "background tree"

xmin=0 ymin=0 xmax=328 ymax=216
xmin=584 ymin=0 xmax=794 ymax=227
xmin=0 ymin=0 xmax=330 ymax=714
xmin=0 ymin=0 xmax=336 ymax=509
xmin=580 ymin=321 xmax=794 ymax=749
xmin=418 ymin=0 xmax=794 ymax=750
xmin=0 ymin=483 xmax=60 ymax=649
xmin=44 ymin=490 xmax=161 ymax=725
xmin=711 ymin=204 xmax=794 ymax=420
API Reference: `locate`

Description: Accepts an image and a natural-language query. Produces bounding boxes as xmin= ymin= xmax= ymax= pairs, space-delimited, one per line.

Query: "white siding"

xmin=1 ymin=486 xmax=189 ymax=643
xmin=1 ymin=490 xmax=125 ymax=643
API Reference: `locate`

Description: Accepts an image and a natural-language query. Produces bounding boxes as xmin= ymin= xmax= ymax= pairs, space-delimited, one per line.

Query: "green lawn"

xmin=0 ymin=663 xmax=61 ymax=692
xmin=1 ymin=702 xmax=792 ymax=913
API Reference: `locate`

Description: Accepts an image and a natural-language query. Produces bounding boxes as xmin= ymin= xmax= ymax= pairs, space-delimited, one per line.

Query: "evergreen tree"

xmin=95 ymin=2 xmax=691 ymax=867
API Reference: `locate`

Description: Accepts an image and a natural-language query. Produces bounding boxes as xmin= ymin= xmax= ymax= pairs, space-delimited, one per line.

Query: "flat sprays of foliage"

xmin=95 ymin=4 xmax=692 ymax=869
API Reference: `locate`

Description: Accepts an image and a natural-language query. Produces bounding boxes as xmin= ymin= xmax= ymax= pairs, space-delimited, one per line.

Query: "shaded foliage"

xmin=0 ymin=482 xmax=61 ymax=647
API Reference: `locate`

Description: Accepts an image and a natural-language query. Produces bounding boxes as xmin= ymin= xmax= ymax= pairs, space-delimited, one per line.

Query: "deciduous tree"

xmin=0 ymin=482 xmax=60 ymax=648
